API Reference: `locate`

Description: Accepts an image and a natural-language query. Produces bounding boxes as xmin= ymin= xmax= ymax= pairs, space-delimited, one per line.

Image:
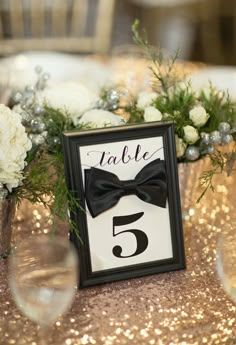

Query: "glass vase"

xmin=178 ymin=159 xmax=207 ymax=219
xmin=0 ymin=198 xmax=16 ymax=257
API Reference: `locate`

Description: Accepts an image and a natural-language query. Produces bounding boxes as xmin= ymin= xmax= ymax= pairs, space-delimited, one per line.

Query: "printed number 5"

xmin=112 ymin=212 xmax=148 ymax=258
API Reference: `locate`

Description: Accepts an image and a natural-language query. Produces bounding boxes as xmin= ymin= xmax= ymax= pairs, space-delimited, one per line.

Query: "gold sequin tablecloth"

xmin=0 ymin=159 xmax=236 ymax=345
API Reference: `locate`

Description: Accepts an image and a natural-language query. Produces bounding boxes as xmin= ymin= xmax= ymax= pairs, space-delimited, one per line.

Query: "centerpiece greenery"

xmin=128 ymin=20 xmax=236 ymax=201
xmin=2 ymin=20 xmax=235 ymax=239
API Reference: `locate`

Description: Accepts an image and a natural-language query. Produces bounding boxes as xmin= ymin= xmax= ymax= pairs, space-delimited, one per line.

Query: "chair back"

xmin=199 ymin=0 xmax=236 ymax=65
xmin=0 ymin=0 xmax=115 ymax=55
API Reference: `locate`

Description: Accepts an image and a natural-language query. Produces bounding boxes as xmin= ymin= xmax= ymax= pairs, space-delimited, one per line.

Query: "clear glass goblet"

xmin=216 ymin=221 xmax=236 ymax=303
xmin=8 ymin=235 xmax=78 ymax=344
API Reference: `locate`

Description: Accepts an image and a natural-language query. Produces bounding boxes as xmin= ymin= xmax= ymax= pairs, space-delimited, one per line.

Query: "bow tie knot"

xmin=84 ymin=158 xmax=167 ymax=218
xmin=122 ymin=180 xmax=137 ymax=195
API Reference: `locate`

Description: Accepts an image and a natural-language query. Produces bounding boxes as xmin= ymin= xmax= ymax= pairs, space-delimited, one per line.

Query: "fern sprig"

xmin=197 ymin=150 xmax=225 ymax=202
xmin=132 ymin=19 xmax=179 ymax=93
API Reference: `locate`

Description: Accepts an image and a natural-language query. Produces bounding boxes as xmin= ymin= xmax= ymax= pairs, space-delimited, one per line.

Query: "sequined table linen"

xmin=0 ymin=159 xmax=236 ymax=345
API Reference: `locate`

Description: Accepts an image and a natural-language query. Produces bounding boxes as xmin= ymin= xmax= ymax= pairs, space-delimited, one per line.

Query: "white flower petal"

xmin=79 ymin=109 xmax=125 ymax=128
xmin=136 ymin=91 xmax=158 ymax=110
xmin=183 ymin=125 xmax=199 ymax=144
xmin=189 ymin=106 xmax=210 ymax=127
xmin=0 ymin=104 xmax=31 ymax=190
xmin=41 ymin=81 xmax=99 ymax=126
xmin=144 ymin=106 xmax=162 ymax=122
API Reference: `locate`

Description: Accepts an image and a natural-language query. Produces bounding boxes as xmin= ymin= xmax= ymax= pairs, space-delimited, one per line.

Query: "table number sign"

xmin=62 ymin=122 xmax=185 ymax=288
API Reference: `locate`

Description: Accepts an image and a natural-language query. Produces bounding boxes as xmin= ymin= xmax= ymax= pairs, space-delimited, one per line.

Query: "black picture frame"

xmin=62 ymin=122 xmax=186 ymax=288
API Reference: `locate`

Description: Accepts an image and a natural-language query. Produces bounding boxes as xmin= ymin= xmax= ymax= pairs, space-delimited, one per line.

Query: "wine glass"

xmin=8 ymin=235 xmax=78 ymax=344
xmin=216 ymin=221 xmax=236 ymax=303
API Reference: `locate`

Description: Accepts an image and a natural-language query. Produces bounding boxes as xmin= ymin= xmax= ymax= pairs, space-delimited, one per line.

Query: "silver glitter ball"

xmin=12 ymin=91 xmax=22 ymax=104
xmin=20 ymin=112 xmax=33 ymax=126
xmin=47 ymin=136 xmax=61 ymax=146
xmin=209 ymin=130 xmax=221 ymax=145
xmin=107 ymin=90 xmax=119 ymax=103
xmin=52 ymin=137 xmax=61 ymax=145
xmin=25 ymin=85 xmax=35 ymax=93
xmin=29 ymin=134 xmax=45 ymax=146
xmin=201 ymin=133 xmax=210 ymax=145
xmin=30 ymin=119 xmax=46 ymax=133
xmin=33 ymin=104 xmax=43 ymax=115
xmin=185 ymin=145 xmax=200 ymax=161
xmin=23 ymin=95 xmax=34 ymax=108
xmin=111 ymin=104 xmax=118 ymax=110
xmin=218 ymin=122 xmax=231 ymax=134
xmin=221 ymin=133 xmax=233 ymax=144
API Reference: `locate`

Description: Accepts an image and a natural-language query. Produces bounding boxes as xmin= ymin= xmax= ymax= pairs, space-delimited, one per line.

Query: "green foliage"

xmin=8 ymin=20 xmax=236 ymax=233
xmin=198 ymin=86 xmax=236 ymax=132
xmin=132 ymin=19 xmax=179 ymax=93
xmin=43 ymin=105 xmax=75 ymax=137
xmin=130 ymin=19 xmax=236 ymax=201
xmin=13 ymin=148 xmax=53 ymax=207
xmin=11 ymin=106 xmax=87 ymax=237
xmin=197 ymin=150 xmax=225 ymax=202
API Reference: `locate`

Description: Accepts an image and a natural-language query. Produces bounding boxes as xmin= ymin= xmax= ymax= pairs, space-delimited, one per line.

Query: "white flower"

xmin=41 ymin=81 xmax=99 ymax=126
xmin=183 ymin=125 xmax=199 ymax=144
xmin=144 ymin=106 xmax=162 ymax=122
xmin=136 ymin=91 xmax=158 ymax=110
xmin=0 ymin=104 xmax=32 ymax=192
xmin=189 ymin=106 xmax=210 ymax=127
xmin=175 ymin=135 xmax=187 ymax=158
xmin=79 ymin=109 xmax=125 ymax=128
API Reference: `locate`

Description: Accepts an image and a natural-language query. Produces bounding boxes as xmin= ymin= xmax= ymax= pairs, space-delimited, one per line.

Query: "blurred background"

xmin=0 ymin=0 xmax=235 ymax=65
xmin=116 ymin=0 xmax=236 ymax=65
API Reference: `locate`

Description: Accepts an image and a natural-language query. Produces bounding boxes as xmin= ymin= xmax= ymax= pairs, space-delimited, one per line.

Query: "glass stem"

xmin=38 ymin=324 xmax=50 ymax=345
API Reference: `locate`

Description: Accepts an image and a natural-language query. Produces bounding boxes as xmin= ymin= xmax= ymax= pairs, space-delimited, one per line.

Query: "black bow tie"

xmin=84 ymin=158 xmax=167 ymax=218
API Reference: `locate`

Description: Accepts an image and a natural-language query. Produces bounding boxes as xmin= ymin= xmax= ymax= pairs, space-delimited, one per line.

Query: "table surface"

xmin=0 ymin=157 xmax=236 ymax=345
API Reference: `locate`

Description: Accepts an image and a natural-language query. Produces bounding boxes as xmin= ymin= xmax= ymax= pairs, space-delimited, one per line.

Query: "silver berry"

xmin=210 ymin=130 xmax=221 ymax=145
xmin=201 ymin=133 xmax=210 ymax=145
xmin=185 ymin=145 xmax=200 ymax=161
xmin=29 ymin=134 xmax=45 ymax=146
xmin=221 ymin=134 xmax=233 ymax=144
xmin=33 ymin=104 xmax=43 ymax=115
xmin=25 ymin=85 xmax=35 ymax=94
xmin=30 ymin=119 xmax=46 ymax=133
xmin=218 ymin=122 xmax=231 ymax=134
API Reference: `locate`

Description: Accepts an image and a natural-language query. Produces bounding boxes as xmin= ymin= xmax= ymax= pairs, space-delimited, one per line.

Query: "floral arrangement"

xmin=1 ymin=20 xmax=235 ymax=232
xmin=104 ymin=21 xmax=236 ymax=200
xmin=0 ymin=104 xmax=32 ymax=197
xmin=132 ymin=21 xmax=235 ymax=198
xmin=1 ymin=67 xmax=126 ymax=234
